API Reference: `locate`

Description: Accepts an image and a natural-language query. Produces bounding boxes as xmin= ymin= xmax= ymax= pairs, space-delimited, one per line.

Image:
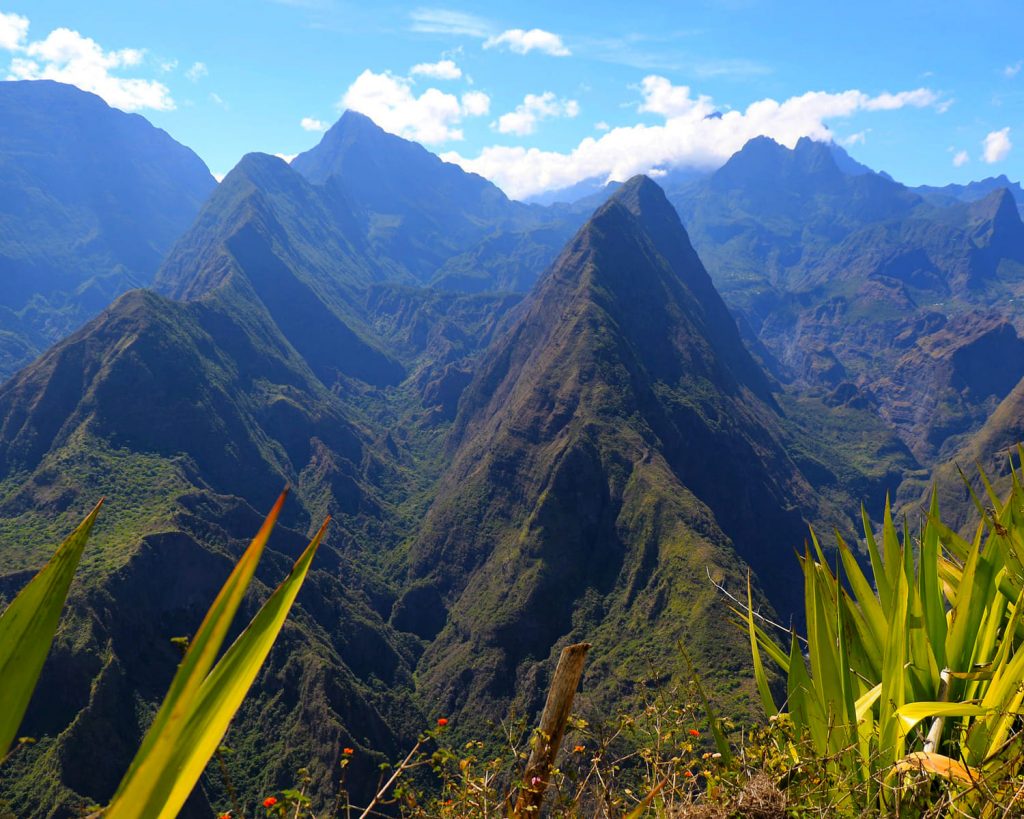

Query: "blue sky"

xmin=1 ymin=1 xmax=1021 ymax=198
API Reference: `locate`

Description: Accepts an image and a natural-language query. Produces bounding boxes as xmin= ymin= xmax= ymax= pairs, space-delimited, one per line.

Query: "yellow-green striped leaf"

xmin=0 ymin=501 xmax=102 ymax=757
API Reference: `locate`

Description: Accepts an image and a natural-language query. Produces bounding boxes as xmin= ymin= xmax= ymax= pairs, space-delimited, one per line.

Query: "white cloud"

xmin=301 ymin=116 xmax=327 ymax=132
xmin=1005 ymin=61 xmax=1022 ymax=78
xmin=952 ymin=149 xmax=969 ymax=167
xmin=460 ymin=90 xmax=490 ymax=116
xmin=341 ymin=68 xmax=488 ymax=144
xmin=637 ymin=75 xmax=711 ymax=118
xmin=212 ymin=171 xmax=226 ymax=183
xmin=411 ymin=58 xmax=462 ymax=80
xmin=185 ymin=61 xmax=207 ymax=82
xmin=408 ymin=8 xmax=491 ymax=38
xmin=159 ymin=58 xmax=178 ymax=73
xmin=496 ymin=91 xmax=579 ymax=136
xmin=442 ymin=78 xmax=947 ymax=200
xmin=841 ymin=130 xmax=868 ymax=146
xmin=983 ymin=127 xmax=1012 ymax=163
xmin=860 ymin=89 xmax=939 ymax=110
xmin=275 ymin=152 xmax=298 ymax=163
xmin=0 ymin=11 xmax=29 ymax=50
xmin=595 ymin=120 xmax=610 ymax=131
xmin=2 ymin=16 xmax=173 ymax=111
xmin=209 ymin=91 xmax=226 ymax=108
xmin=483 ymin=28 xmax=570 ymax=57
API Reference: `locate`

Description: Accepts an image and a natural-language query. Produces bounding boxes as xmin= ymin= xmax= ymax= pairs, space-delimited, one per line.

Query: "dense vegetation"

xmin=2 ymin=80 xmax=1024 ymax=816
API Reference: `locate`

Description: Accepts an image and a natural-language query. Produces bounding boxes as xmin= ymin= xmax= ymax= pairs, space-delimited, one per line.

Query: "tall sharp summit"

xmin=0 ymin=80 xmax=216 ymax=377
xmin=399 ymin=176 xmax=822 ymax=722
xmin=289 ymin=110 xmax=582 ymax=290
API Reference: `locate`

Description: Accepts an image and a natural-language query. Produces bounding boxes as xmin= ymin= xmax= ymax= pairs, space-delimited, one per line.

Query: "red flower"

xmin=263 ymin=796 xmax=278 ymax=808
xmin=218 ymin=814 xmax=232 ymax=819
xmin=688 ymin=729 xmax=700 ymax=737
xmin=684 ymin=770 xmax=694 ymax=778
xmin=437 ymin=717 xmax=449 ymax=726
xmin=343 ymin=747 xmax=354 ymax=755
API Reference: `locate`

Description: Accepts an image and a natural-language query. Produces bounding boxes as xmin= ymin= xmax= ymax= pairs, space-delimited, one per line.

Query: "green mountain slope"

xmin=0 ymin=80 xmax=216 ymax=378
xmin=400 ymin=177 xmax=830 ymax=726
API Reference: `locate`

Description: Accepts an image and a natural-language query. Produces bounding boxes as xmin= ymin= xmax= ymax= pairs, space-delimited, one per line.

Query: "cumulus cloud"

xmin=483 ymin=28 xmax=570 ymax=57
xmin=983 ymin=127 xmax=1012 ymax=163
xmin=460 ymin=90 xmax=490 ymax=116
xmin=1005 ymin=61 xmax=1022 ymax=78
xmin=1 ymin=14 xmax=173 ymax=111
xmin=411 ymin=58 xmax=462 ymax=80
xmin=637 ymin=75 xmax=711 ymax=118
xmin=0 ymin=11 xmax=28 ymax=50
xmin=442 ymin=77 xmax=947 ymax=200
xmin=952 ymin=149 xmax=969 ymax=167
xmin=496 ymin=92 xmax=579 ymax=136
xmin=185 ymin=61 xmax=207 ymax=82
xmin=341 ymin=68 xmax=488 ymax=144
xmin=301 ymin=116 xmax=327 ymax=131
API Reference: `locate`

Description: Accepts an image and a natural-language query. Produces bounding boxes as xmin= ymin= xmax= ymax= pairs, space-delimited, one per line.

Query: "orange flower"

xmin=573 ymin=745 xmax=586 ymax=753
xmin=684 ymin=770 xmax=693 ymax=778
xmin=437 ymin=717 xmax=449 ymax=726
xmin=218 ymin=814 xmax=231 ymax=819
xmin=343 ymin=747 xmax=354 ymax=755
xmin=263 ymin=796 xmax=278 ymax=808
xmin=688 ymin=729 xmax=700 ymax=737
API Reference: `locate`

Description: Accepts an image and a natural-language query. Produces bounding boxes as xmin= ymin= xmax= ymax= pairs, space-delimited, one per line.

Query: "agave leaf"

xmin=862 ymin=505 xmax=892 ymax=615
xmin=893 ymin=702 xmax=989 ymax=735
xmin=971 ymin=631 xmax=1024 ymax=763
xmin=746 ymin=573 xmax=777 ymax=716
xmin=878 ymin=549 xmax=908 ymax=766
xmin=893 ymin=751 xmax=977 ymax=785
xmin=105 ymin=491 xmax=288 ymax=814
xmin=0 ymin=501 xmax=102 ymax=758
xmin=839 ymin=591 xmax=880 ymax=683
xmin=919 ymin=490 xmax=947 ymax=671
xmin=836 ymin=531 xmax=886 ymax=654
xmin=622 ymin=776 xmax=669 ymax=819
xmin=107 ymin=517 xmax=329 ymax=818
xmin=835 ymin=566 xmax=866 ymax=779
xmin=855 ymin=683 xmax=882 ymax=722
xmin=788 ymin=630 xmax=826 ymax=755
xmin=946 ymin=523 xmax=994 ymax=676
xmin=881 ymin=497 xmax=903 ymax=602
xmin=730 ymin=610 xmax=791 ymax=673
xmin=802 ymin=551 xmax=841 ymax=727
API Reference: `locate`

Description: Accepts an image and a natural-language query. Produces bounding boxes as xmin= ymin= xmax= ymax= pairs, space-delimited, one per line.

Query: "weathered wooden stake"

xmin=512 ymin=642 xmax=591 ymax=817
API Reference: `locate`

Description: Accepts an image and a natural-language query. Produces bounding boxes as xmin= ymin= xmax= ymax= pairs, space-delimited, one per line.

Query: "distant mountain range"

xmin=0 ymin=80 xmax=216 ymax=379
xmin=0 ymin=80 xmax=1022 ymax=816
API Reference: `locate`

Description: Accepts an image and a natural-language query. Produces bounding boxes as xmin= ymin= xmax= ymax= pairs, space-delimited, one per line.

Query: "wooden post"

xmin=513 ymin=642 xmax=591 ymax=817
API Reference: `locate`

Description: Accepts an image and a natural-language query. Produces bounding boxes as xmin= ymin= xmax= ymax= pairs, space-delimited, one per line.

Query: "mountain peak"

xmin=604 ymin=174 xmax=674 ymax=218
xmin=539 ymin=175 xmax=775 ymax=402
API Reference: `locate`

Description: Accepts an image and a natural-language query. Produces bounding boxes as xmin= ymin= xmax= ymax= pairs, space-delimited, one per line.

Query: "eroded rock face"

xmin=871 ymin=315 xmax=1024 ymax=461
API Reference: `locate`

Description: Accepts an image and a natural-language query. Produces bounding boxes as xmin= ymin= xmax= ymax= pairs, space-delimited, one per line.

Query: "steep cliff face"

xmin=672 ymin=138 xmax=1024 ymax=473
xmin=869 ymin=315 xmax=1024 ymax=462
xmin=398 ymin=177 xmax=823 ymax=724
